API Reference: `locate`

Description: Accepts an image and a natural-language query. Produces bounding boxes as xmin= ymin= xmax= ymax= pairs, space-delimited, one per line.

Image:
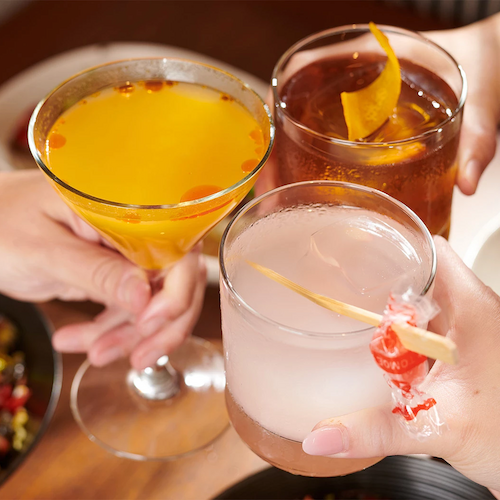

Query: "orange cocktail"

xmin=43 ymin=76 xmax=268 ymax=270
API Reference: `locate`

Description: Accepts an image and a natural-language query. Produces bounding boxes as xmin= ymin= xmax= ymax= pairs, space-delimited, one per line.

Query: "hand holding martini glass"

xmin=28 ymin=58 xmax=274 ymax=460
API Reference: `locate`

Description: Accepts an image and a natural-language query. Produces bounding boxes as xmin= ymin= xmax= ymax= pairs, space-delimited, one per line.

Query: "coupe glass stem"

xmin=128 ymin=268 xmax=181 ymax=401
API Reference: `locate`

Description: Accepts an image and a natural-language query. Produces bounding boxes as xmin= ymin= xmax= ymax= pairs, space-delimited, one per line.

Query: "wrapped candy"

xmin=370 ymin=290 xmax=446 ymax=440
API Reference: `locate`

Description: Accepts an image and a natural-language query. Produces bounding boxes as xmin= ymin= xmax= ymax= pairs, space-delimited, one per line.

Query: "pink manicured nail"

xmin=52 ymin=333 xmax=84 ymax=352
xmin=302 ymin=426 xmax=347 ymax=456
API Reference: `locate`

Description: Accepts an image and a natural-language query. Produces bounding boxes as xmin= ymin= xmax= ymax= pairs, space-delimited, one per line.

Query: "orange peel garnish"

xmin=341 ymin=22 xmax=401 ymax=141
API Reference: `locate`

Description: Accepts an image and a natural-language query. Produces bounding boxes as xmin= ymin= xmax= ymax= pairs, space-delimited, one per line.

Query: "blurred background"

xmin=1 ymin=0 xmax=497 ymax=89
xmin=0 ymin=2 xmax=498 ymax=499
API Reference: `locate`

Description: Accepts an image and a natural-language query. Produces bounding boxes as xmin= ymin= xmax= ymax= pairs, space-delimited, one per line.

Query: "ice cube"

xmin=304 ymin=214 xmax=421 ymax=295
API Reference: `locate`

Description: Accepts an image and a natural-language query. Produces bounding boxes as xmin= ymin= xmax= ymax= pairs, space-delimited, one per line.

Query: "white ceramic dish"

xmin=464 ymin=212 xmax=500 ymax=294
xmin=0 ymin=42 xmax=268 ymax=285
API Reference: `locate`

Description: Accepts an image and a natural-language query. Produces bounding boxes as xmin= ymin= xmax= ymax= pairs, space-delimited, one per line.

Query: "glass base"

xmin=71 ymin=337 xmax=229 ymax=460
xmin=226 ymin=388 xmax=381 ymax=477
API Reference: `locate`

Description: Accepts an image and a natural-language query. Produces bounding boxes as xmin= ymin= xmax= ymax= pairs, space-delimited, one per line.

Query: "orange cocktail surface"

xmin=45 ymin=80 xmax=267 ymax=269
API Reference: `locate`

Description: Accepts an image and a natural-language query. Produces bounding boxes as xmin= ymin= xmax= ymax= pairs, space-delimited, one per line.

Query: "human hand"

xmin=426 ymin=13 xmax=500 ymax=195
xmin=54 ymin=247 xmax=207 ymax=370
xmin=300 ymin=237 xmax=500 ymax=492
xmin=0 ymin=170 xmax=206 ymax=370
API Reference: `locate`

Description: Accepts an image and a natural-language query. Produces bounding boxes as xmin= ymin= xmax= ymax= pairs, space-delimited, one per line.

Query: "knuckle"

xmin=482 ymin=135 xmax=497 ymax=162
xmin=446 ymin=418 xmax=480 ymax=461
xmin=357 ymin=410 xmax=404 ymax=457
xmin=90 ymin=256 xmax=123 ymax=297
xmin=370 ymin=412 xmax=399 ymax=456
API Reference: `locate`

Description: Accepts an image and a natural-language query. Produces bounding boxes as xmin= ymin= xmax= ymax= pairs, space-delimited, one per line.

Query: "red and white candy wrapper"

xmin=370 ymin=290 xmax=446 ymax=440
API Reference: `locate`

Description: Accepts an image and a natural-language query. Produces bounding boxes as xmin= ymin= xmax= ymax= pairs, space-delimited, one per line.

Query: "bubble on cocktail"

xmin=220 ymin=181 xmax=435 ymax=476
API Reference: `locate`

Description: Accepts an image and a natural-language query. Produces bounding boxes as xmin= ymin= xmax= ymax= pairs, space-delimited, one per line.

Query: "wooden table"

xmin=0 ymin=2 xmax=448 ymax=498
xmin=1 ymin=289 xmax=268 ymax=500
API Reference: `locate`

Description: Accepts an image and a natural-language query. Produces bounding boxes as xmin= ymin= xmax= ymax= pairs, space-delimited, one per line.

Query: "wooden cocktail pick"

xmin=247 ymin=260 xmax=458 ymax=365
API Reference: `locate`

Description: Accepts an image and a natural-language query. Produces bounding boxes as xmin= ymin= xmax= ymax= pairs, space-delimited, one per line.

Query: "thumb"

xmin=48 ymin=222 xmax=150 ymax=313
xmin=302 ymin=404 xmax=446 ymax=460
xmin=456 ymin=99 xmax=497 ymax=195
xmin=425 ymin=22 xmax=500 ymax=196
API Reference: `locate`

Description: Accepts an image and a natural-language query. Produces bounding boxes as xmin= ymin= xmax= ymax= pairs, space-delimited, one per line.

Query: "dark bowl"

xmin=0 ymin=294 xmax=61 ymax=486
xmin=215 ymin=456 xmax=495 ymax=500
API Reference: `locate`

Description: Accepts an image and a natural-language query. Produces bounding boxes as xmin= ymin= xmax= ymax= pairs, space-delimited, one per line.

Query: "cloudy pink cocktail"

xmin=219 ymin=181 xmax=436 ymax=476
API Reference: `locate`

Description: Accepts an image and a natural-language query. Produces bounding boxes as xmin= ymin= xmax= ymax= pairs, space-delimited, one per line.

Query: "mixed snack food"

xmin=0 ymin=314 xmax=32 ymax=468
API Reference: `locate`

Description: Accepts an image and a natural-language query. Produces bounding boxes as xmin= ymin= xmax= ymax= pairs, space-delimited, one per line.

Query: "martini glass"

xmin=28 ymin=58 xmax=274 ymax=460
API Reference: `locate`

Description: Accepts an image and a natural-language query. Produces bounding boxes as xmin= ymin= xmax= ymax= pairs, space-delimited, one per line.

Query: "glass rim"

xmin=219 ymin=180 xmax=437 ymax=339
xmin=28 ymin=57 xmax=275 ymax=210
xmin=271 ymin=23 xmax=467 ymax=147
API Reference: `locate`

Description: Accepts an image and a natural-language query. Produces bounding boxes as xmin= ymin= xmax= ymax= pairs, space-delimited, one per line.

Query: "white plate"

xmin=464 ymin=212 xmax=500 ymax=295
xmin=0 ymin=42 xmax=269 ymax=285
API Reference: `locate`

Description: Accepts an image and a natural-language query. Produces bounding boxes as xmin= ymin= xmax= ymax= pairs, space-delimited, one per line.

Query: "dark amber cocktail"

xmin=272 ymin=25 xmax=466 ymax=238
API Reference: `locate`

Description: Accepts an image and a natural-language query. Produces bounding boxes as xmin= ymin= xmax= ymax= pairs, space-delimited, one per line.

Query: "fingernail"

xmin=302 ymin=426 xmax=347 ymax=456
xmin=139 ymin=317 xmax=166 ymax=337
xmin=52 ymin=334 xmax=83 ymax=352
xmin=119 ymin=274 xmax=149 ymax=311
xmin=93 ymin=346 xmax=124 ymax=366
xmin=463 ymin=160 xmax=480 ymax=194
